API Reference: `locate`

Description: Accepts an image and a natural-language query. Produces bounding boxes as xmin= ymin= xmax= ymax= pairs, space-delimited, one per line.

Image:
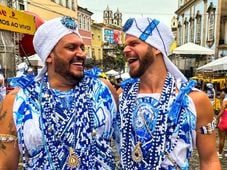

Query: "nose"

xmin=123 ymin=45 xmax=131 ymax=57
xmin=76 ymin=48 xmax=86 ymax=59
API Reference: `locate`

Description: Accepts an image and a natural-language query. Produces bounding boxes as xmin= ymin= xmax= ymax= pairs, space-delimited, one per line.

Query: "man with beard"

xmin=0 ymin=16 xmax=118 ymax=169
xmin=117 ymin=17 xmax=221 ymax=169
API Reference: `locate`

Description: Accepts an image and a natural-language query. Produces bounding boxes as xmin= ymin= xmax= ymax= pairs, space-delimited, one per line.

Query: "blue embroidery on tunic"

xmin=119 ymin=73 xmax=196 ymax=170
xmin=13 ymin=70 xmax=117 ymax=169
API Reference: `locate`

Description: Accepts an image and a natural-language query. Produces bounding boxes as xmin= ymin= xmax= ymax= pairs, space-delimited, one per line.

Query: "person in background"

xmin=117 ymin=17 xmax=221 ymax=169
xmin=0 ymin=69 xmax=6 ymax=102
xmin=217 ymin=97 xmax=227 ymax=159
xmin=219 ymin=88 xmax=226 ymax=108
xmin=16 ymin=62 xmax=29 ymax=77
xmin=0 ymin=16 xmax=118 ymax=169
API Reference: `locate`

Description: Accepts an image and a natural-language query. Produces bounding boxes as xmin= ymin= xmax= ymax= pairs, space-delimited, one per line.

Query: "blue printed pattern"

xmin=13 ymin=73 xmax=117 ymax=170
xmin=119 ymin=73 xmax=196 ymax=170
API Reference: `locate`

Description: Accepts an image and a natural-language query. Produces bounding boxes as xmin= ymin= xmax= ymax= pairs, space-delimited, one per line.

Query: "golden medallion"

xmin=68 ymin=147 xmax=80 ymax=167
xmin=132 ymin=141 xmax=143 ymax=163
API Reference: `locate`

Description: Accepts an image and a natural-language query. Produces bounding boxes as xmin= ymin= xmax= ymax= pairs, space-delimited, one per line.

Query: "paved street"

xmin=189 ymin=129 xmax=227 ymax=170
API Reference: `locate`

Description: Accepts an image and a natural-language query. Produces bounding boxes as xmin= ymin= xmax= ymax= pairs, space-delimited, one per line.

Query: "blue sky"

xmin=78 ymin=0 xmax=178 ymax=26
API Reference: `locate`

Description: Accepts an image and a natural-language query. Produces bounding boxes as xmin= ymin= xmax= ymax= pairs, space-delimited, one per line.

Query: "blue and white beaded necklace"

xmin=120 ymin=72 xmax=176 ymax=169
xmin=39 ymin=74 xmax=96 ymax=169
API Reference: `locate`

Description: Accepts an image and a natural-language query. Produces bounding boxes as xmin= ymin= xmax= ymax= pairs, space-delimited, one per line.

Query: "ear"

xmin=153 ymin=48 xmax=161 ymax=56
xmin=46 ymin=52 xmax=54 ymax=64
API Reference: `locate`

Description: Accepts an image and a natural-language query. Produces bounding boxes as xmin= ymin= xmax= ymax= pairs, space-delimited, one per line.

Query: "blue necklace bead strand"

xmin=39 ymin=75 xmax=96 ymax=169
xmin=16 ymin=75 xmax=51 ymax=169
xmin=15 ymin=72 xmax=117 ymax=169
xmin=120 ymin=73 xmax=176 ymax=169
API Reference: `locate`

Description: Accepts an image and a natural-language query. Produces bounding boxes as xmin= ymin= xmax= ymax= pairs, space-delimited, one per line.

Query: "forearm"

xmin=0 ymin=139 xmax=20 ymax=170
xmin=200 ymin=159 xmax=221 ymax=170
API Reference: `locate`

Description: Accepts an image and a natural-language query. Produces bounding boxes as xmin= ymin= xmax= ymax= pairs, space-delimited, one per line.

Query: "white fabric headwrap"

xmin=122 ymin=17 xmax=187 ymax=83
xmin=33 ymin=16 xmax=81 ymax=81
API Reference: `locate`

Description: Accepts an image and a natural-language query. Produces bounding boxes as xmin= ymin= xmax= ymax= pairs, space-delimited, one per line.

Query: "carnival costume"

xmin=13 ymin=69 xmax=118 ymax=170
xmin=119 ymin=17 xmax=202 ymax=170
xmin=119 ymin=73 xmax=197 ymax=169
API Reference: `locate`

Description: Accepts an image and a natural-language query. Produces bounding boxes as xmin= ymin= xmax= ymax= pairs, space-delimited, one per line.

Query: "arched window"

xmin=178 ymin=22 xmax=182 ymax=46
xmin=71 ymin=0 xmax=75 ymax=10
xmin=195 ymin=11 xmax=202 ymax=45
xmin=189 ymin=17 xmax=194 ymax=42
xmin=184 ymin=18 xmax=189 ymax=43
xmin=83 ymin=16 xmax=86 ymax=30
xmin=66 ymin=0 xmax=69 ymax=8
xmin=207 ymin=2 xmax=216 ymax=47
xmin=78 ymin=14 xmax=82 ymax=29
xmin=86 ymin=18 xmax=90 ymax=31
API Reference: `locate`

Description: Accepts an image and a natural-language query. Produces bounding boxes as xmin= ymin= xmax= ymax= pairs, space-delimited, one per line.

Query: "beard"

xmin=54 ymin=54 xmax=84 ymax=85
xmin=129 ymin=52 xmax=154 ymax=78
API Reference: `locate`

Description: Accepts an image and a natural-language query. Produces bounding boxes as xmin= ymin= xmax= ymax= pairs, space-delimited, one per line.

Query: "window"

xmin=18 ymin=0 xmax=25 ymax=10
xmin=98 ymin=49 xmax=101 ymax=61
xmin=177 ymin=22 xmax=182 ymax=46
xmin=7 ymin=0 xmax=13 ymax=7
xmin=189 ymin=17 xmax=194 ymax=42
xmin=59 ymin=0 xmax=63 ymax=6
xmin=78 ymin=14 xmax=82 ymax=29
xmin=195 ymin=11 xmax=202 ymax=45
xmin=184 ymin=19 xmax=188 ymax=43
xmin=86 ymin=18 xmax=90 ymax=31
xmin=71 ymin=0 xmax=75 ymax=10
xmin=92 ymin=48 xmax=95 ymax=59
xmin=83 ymin=16 xmax=86 ymax=30
xmin=66 ymin=0 xmax=69 ymax=8
xmin=207 ymin=2 xmax=215 ymax=47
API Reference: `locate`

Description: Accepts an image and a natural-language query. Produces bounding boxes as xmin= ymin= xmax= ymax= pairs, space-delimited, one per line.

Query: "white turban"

xmin=33 ymin=16 xmax=81 ymax=81
xmin=122 ymin=17 xmax=187 ymax=83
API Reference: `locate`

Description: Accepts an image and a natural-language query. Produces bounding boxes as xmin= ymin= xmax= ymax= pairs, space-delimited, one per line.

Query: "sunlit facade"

xmin=173 ymin=0 xmax=227 ymax=77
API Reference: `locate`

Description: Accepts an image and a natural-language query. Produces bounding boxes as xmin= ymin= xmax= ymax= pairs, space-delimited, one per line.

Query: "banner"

xmin=0 ymin=5 xmax=36 ymax=35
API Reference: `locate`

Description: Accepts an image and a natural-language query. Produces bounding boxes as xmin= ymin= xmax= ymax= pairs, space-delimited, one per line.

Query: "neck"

xmin=47 ymin=74 xmax=79 ymax=91
xmin=139 ymin=69 xmax=167 ymax=94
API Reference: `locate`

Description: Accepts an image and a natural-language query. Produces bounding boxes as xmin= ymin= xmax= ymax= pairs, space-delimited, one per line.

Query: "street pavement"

xmin=189 ymin=128 xmax=227 ymax=170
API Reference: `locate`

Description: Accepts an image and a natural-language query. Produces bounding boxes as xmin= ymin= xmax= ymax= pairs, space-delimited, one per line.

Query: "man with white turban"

xmin=0 ymin=16 xmax=118 ymax=169
xmin=117 ymin=17 xmax=221 ymax=169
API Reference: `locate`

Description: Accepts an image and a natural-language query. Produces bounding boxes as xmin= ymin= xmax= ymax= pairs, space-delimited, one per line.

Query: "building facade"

xmin=91 ymin=22 xmax=103 ymax=66
xmin=173 ymin=0 xmax=227 ymax=77
xmin=0 ymin=0 xmax=36 ymax=77
xmin=77 ymin=6 xmax=93 ymax=61
xmin=27 ymin=0 xmax=78 ymax=20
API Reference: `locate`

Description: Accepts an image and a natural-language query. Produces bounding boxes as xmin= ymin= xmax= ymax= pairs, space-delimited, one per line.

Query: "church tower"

xmin=113 ymin=8 xmax=122 ymax=27
xmin=103 ymin=5 xmax=113 ymax=25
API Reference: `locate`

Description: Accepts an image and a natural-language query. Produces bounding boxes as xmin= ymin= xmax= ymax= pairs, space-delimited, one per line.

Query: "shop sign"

xmin=0 ymin=4 xmax=36 ymax=35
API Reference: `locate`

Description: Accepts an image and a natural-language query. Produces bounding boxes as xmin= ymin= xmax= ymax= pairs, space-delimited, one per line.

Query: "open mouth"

xmin=127 ymin=57 xmax=138 ymax=65
xmin=71 ymin=57 xmax=84 ymax=67
xmin=71 ymin=62 xmax=83 ymax=66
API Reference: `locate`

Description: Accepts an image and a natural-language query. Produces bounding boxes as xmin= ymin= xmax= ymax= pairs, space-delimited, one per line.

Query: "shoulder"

xmin=100 ymin=78 xmax=118 ymax=103
xmin=189 ymin=90 xmax=214 ymax=127
xmin=0 ymin=88 xmax=20 ymax=135
xmin=189 ymin=90 xmax=211 ymax=106
xmin=2 ymin=88 xmax=20 ymax=107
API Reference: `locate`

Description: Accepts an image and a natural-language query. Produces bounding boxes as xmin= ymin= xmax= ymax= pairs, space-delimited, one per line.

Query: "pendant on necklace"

xmin=132 ymin=141 xmax=143 ymax=163
xmin=68 ymin=147 xmax=80 ymax=167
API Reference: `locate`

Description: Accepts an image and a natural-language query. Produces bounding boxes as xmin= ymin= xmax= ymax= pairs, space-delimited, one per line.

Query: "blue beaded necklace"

xmin=39 ymin=75 xmax=96 ymax=169
xmin=120 ymin=72 xmax=175 ymax=169
xmin=120 ymin=72 xmax=196 ymax=169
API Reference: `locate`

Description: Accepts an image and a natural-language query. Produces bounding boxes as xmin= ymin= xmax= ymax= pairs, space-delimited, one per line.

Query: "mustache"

xmin=70 ymin=56 xmax=85 ymax=64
